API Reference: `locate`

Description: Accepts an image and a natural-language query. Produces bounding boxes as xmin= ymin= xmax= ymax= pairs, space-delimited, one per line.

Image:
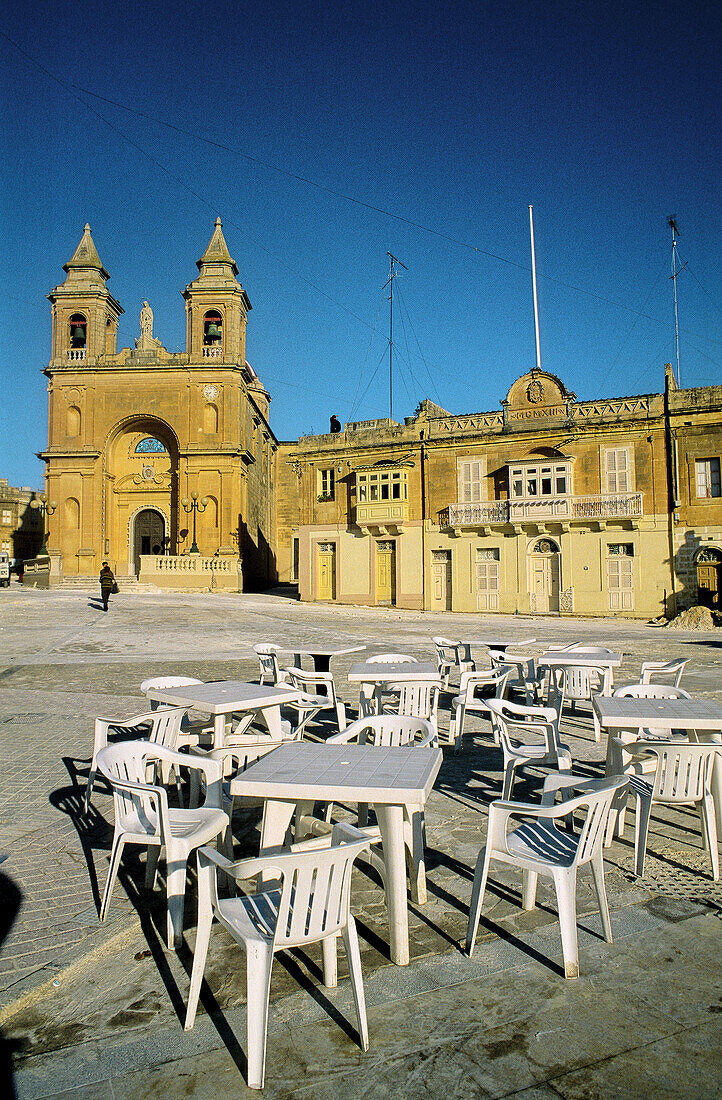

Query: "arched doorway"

xmin=529 ymin=537 xmax=560 ymax=612
xmin=133 ymin=509 xmax=165 ymax=576
xmin=696 ymin=548 xmax=722 ymax=610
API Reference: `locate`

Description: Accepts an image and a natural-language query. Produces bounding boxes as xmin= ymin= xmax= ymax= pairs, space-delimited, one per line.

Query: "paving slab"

xmin=0 ymin=587 xmax=721 ymax=1096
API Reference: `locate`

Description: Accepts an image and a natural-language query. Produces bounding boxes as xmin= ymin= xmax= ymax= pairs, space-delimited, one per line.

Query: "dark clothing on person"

xmin=99 ymin=565 xmax=114 ymax=612
xmin=330 ymin=415 xmax=341 ymax=433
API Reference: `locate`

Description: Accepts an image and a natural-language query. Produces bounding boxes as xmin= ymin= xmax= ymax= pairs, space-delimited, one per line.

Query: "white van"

xmin=0 ymin=551 xmax=10 ymax=587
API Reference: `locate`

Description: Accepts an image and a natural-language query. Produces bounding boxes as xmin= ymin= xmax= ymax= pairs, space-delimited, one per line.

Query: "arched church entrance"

xmin=133 ymin=509 xmax=165 ymax=576
xmin=104 ymin=418 xmax=179 ymax=577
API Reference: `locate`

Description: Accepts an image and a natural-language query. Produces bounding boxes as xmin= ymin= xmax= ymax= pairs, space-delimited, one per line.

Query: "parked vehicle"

xmin=0 ymin=552 xmax=10 ymax=587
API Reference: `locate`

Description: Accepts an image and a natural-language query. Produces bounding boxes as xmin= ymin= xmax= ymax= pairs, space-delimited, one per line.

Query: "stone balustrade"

xmin=448 ymin=492 xmax=643 ymax=527
xmin=66 ymin=348 xmax=86 ymax=361
xmin=139 ymin=554 xmax=242 ymax=590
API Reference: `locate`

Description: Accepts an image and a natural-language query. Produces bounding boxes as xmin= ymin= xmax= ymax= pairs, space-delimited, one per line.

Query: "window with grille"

xmin=356 ymin=469 xmax=407 ymax=502
xmin=695 ymin=458 xmax=721 ymax=498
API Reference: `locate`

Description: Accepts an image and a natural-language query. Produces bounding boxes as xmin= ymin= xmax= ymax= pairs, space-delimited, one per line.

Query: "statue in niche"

xmin=136 ymin=300 xmax=163 ymax=350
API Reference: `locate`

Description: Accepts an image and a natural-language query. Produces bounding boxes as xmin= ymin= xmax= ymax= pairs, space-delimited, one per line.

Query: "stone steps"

xmin=56 ymin=577 xmax=158 ymax=592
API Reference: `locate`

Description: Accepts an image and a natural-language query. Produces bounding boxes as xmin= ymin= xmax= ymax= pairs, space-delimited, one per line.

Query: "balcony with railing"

xmin=66 ymin=348 xmax=86 ymax=362
xmin=202 ymin=346 xmax=223 ymax=359
xmin=448 ymin=492 xmax=642 ymax=527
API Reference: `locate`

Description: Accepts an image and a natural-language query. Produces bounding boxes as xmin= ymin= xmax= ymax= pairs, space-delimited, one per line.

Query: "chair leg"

xmin=465 ymin=846 xmax=491 ymax=957
xmin=502 ymin=760 xmax=518 ymax=801
xmin=84 ymin=762 xmax=98 ymax=815
xmin=184 ymin=874 xmax=215 ymax=1031
xmin=321 ymin=932 xmax=338 ymax=988
xmin=165 ymin=855 xmax=188 ymax=949
xmin=245 ymin=942 xmax=274 ymax=1090
xmin=590 ymin=852 xmax=613 ymax=943
xmin=700 ymin=795 xmax=720 ymax=881
xmin=553 ymin=868 xmax=579 ymax=979
xmin=342 ymin=916 xmax=369 ymax=1052
xmin=634 ymin=790 xmax=653 ymax=878
xmin=145 ymin=845 xmax=160 ymax=889
xmin=522 ymin=870 xmax=538 ymax=911
xmin=99 ymin=835 xmax=125 ymax=921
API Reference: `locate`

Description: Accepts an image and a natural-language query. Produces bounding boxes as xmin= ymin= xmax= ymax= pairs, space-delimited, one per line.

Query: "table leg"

xmin=257 ymin=799 xmax=296 ymax=885
xmin=374 ymin=803 xmax=409 ymax=966
xmin=404 ymin=803 xmax=427 ymax=905
xmin=214 ymin=714 xmax=226 ymax=748
xmin=257 ymin=703 xmax=284 ymax=738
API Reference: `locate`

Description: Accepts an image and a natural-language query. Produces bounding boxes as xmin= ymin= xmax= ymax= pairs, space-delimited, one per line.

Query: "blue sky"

xmin=1 ymin=0 xmax=719 ymax=489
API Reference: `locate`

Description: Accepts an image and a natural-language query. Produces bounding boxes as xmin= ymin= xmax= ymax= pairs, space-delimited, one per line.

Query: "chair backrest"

xmin=632 ymin=741 xmax=722 ymax=804
xmin=613 ymin=683 xmax=691 ymax=700
xmin=96 ymin=741 xmax=165 ymax=831
xmin=250 ymin=824 xmax=371 ymax=949
xmin=146 ymin=705 xmax=190 ymax=749
xmin=286 ymin=666 xmax=338 ymax=704
xmin=562 ymin=664 xmax=610 ymax=700
xmin=366 ymin=653 xmax=418 ymax=664
xmin=254 ymin=644 xmax=286 ymax=685
xmin=393 ymin=680 xmax=442 ymax=725
xmin=432 ymin=637 xmax=459 ymax=664
xmin=140 ymin=676 xmax=203 ymax=709
xmin=485 ymin=697 xmax=561 ymax=754
xmin=571 ymin=777 xmax=628 ymax=866
xmin=458 ymin=668 xmax=511 ymax=704
xmin=640 ymin=658 xmax=688 ymax=687
xmin=339 ymin=714 xmax=436 ymax=747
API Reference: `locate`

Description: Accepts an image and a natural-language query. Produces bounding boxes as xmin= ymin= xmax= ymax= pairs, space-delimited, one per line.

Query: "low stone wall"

xmin=138 ymin=554 xmax=242 ymax=591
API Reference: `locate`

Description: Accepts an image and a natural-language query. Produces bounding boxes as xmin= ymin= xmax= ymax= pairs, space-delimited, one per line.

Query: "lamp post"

xmin=29 ymin=495 xmax=58 ymax=556
xmin=180 ymin=491 xmax=208 ymax=554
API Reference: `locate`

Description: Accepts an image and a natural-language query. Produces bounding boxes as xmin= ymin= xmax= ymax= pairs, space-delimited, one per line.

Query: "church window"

xmin=203 ymin=311 xmax=223 ymax=346
xmin=67 ymin=405 xmax=81 ymax=437
xmin=135 ymin=437 xmax=167 ymax=454
xmin=69 ymin=313 xmax=87 ymax=348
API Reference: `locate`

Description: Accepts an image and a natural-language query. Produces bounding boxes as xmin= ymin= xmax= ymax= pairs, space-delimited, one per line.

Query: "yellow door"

xmin=317 ymin=542 xmax=336 ymax=600
xmin=376 ymin=540 xmax=396 ymax=605
xmin=697 ymin=563 xmax=721 ymax=609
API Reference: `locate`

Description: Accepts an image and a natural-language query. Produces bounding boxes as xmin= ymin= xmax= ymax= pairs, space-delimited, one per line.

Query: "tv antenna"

xmin=384 ymin=252 xmax=407 ymax=421
xmin=667 ymin=216 xmax=685 ymax=387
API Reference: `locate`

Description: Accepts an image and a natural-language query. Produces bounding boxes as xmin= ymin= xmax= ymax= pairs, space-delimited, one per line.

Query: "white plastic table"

xmin=290 ymin=645 xmax=366 ymax=672
xmin=538 ymin=651 xmax=622 ymax=669
xmin=347 ymin=660 xmax=439 ymax=684
xmin=146 ymin=681 xmax=303 ymax=747
xmin=230 ymin=740 xmax=443 ymax=965
xmin=462 ymin=638 xmax=537 ymax=653
xmin=593 ymin=695 xmax=722 ymax=827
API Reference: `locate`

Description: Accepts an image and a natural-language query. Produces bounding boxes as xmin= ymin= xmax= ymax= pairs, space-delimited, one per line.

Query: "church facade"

xmin=39 ymin=223 xmax=722 ymax=615
xmin=40 ymin=221 xmax=277 ymax=588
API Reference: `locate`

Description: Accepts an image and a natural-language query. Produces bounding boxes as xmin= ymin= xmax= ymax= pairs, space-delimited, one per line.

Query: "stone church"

xmin=41 ymin=221 xmax=277 ymax=588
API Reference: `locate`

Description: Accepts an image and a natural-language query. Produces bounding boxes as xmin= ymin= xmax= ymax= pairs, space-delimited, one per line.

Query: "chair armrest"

xmin=95 ymin=712 xmax=155 ymax=731
xmin=325 ymin=729 xmax=358 ymax=743
xmin=541 ymin=772 xmax=608 ymax=806
xmin=110 ymin=778 xmax=172 ymax=840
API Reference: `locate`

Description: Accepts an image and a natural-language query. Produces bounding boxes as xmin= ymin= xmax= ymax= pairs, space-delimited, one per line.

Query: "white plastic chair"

xmin=358 ymin=653 xmax=418 ymax=716
xmin=432 ymin=637 xmax=470 ymax=688
xmin=284 ymin=666 xmax=347 ymax=736
xmin=485 ymin=697 xmax=572 ymax=800
xmin=85 ymin=705 xmax=191 ymax=814
xmin=605 ymin=683 xmax=693 ymax=824
xmin=620 ymin=740 xmax=722 ymax=880
xmin=640 ymin=658 xmax=688 ymax=688
xmin=466 ymin=774 xmax=628 ymax=978
xmin=184 ymin=823 xmax=372 ymax=1090
xmin=253 ymin=643 xmax=289 ymax=686
xmin=327 ymin=714 xmax=437 ymax=749
xmin=139 ymin=676 xmax=212 ymax=754
xmin=448 ymin=669 xmax=511 ymax=753
xmin=558 ymin=664 xmax=613 ymax=741
xmin=388 ymin=678 xmax=442 ymax=735
xmin=489 ymin=651 xmax=536 ymax=705
xmin=96 ymin=741 xmax=227 ymax=948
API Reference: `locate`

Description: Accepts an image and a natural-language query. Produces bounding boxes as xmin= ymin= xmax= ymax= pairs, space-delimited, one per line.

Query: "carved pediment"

xmin=503 ymin=371 xmax=575 ymax=428
xmin=113 ymin=470 xmax=171 ymax=492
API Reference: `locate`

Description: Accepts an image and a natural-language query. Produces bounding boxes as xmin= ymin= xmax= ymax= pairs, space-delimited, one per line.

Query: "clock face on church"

xmin=203 ymin=385 xmax=219 ymax=401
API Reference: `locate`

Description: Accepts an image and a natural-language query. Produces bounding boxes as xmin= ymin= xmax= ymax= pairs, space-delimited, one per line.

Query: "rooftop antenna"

xmin=384 ymin=252 xmax=407 ymax=420
xmin=668 ymin=215 xmax=684 ymax=387
xmin=529 ymin=205 xmax=542 ymax=374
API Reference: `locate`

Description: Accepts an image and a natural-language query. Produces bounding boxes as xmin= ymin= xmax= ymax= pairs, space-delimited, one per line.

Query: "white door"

xmin=608 ymin=555 xmax=633 ymax=610
xmin=531 ymin=551 xmax=560 ymax=612
xmin=431 ymin=551 xmax=452 ymax=610
xmin=475 ymin=552 xmax=499 ymax=612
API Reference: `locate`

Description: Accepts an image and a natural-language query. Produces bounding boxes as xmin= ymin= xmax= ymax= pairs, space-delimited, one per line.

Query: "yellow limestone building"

xmin=41 ymin=221 xmax=278 ymax=587
xmin=278 ymin=367 xmax=722 ymax=617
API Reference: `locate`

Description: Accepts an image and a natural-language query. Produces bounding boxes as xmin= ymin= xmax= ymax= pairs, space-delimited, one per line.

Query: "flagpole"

xmin=529 ymin=205 xmax=542 ymax=373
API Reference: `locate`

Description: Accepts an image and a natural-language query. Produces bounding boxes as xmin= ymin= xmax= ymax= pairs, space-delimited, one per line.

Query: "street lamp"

xmin=180 ymin=491 xmax=208 ymax=554
xmin=29 ymin=495 xmax=58 ymax=556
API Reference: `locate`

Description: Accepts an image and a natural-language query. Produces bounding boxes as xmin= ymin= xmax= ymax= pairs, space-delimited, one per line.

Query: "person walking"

xmin=99 ymin=562 xmax=115 ymax=612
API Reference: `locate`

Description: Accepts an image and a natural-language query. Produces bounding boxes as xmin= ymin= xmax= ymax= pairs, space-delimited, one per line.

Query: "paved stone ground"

xmin=0 ymin=584 xmax=721 ymax=1098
